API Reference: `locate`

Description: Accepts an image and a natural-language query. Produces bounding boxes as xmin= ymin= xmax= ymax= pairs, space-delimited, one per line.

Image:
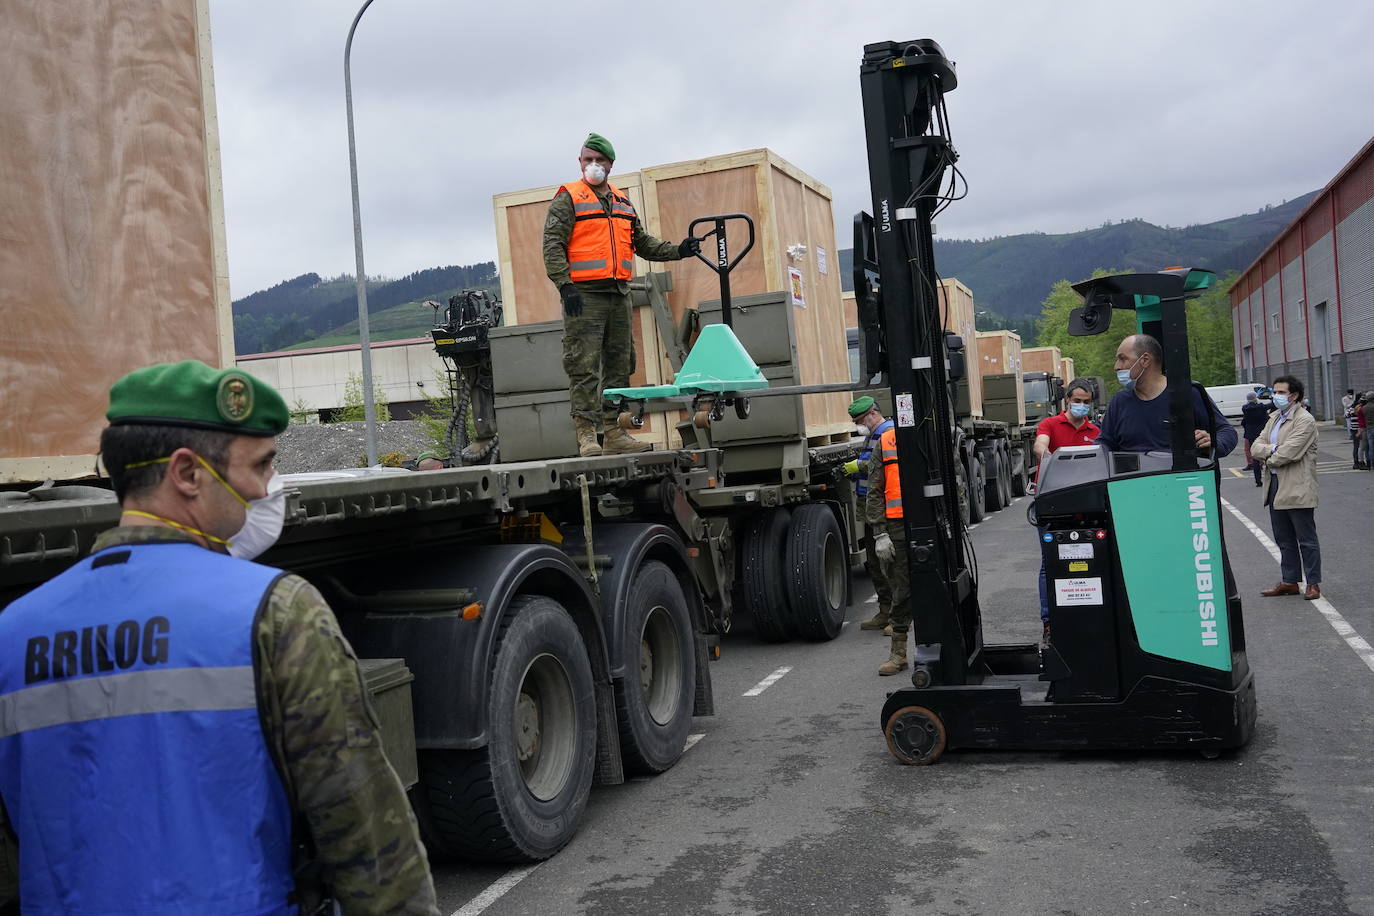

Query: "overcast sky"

xmin=208 ymin=0 xmax=1374 ymax=298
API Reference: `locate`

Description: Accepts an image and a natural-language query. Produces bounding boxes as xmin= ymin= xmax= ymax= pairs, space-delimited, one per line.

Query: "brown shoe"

xmin=1260 ymin=582 xmax=1300 ymax=597
xmin=602 ymin=426 xmax=652 ymax=454
xmin=1303 ymin=584 xmax=1321 ymax=600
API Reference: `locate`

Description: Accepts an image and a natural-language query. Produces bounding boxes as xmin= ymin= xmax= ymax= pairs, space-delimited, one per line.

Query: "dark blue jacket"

xmin=1241 ymin=400 xmax=1273 ymax=440
xmin=0 ymin=542 xmax=297 ymax=915
xmin=1098 ymin=386 xmax=1238 ymax=457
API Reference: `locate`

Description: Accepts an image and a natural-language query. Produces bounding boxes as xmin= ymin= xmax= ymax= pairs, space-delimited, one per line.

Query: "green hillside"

xmin=281 ymin=296 xmax=459 ymax=350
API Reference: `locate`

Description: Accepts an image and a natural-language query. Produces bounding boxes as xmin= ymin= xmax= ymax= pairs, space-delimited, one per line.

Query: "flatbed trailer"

xmin=0 ymin=439 xmax=857 ymax=862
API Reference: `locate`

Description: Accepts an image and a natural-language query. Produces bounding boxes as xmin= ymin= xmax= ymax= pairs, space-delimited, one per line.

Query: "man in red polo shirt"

xmin=1032 ymin=378 xmax=1099 ymax=640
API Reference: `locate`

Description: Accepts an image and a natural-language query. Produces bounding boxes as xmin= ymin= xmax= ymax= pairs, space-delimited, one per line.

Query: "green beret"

xmin=107 ymin=360 xmax=287 ymax=436
xmin=416 ymin=451 xmax=444 ymax=463
xmin=848 ymin=396 xmax=876 ymax=418
xmin=583 ymin=132 xmax=615 ymax=162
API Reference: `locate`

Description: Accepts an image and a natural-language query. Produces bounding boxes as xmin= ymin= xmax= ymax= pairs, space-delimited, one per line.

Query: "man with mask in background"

xmin=1250 ymin=376 xmax=1322 ymax=600
xmin=0 ymin=361 xmax=437 ymax=915
xmin=1097 ymin=334 xmax=1237 ymax=458
xmin=544 ymin=133 xmax=702 ymax=457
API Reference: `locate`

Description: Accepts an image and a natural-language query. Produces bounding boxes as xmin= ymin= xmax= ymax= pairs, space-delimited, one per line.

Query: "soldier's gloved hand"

xmin=559 ymin=283 xmax=584 ymax=318
xmin=874 ymin=531 xmax=895 ymax=565
xmin=678 ymin=236 xmax=702 ymax=258
xmin=842 ymin=459 xmax=860 ymax=477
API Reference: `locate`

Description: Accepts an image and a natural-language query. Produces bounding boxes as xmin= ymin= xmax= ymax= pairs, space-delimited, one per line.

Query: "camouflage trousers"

xmin=863 ymin=526 xmax=893 ymax=612
xmin=563 ymin=287 xmax=635 ymax=423
xmin=879 ymin=518 xmax=911 ymax=635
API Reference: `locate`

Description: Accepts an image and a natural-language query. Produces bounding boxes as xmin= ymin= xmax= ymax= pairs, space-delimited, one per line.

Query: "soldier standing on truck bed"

xmin=867 ymin=410 xmax=913 ymax=676
xmin=844 ymin=396 xmax=896 ymax=633
xmin=544 ymin=132 xmax=701 ymax=457
xmin=0 ymin=361 xmax=437 ymax=915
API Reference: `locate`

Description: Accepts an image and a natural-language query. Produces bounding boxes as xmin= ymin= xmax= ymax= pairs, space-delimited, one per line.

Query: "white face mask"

xmin=229 ymin=472 xmax=285 ymax=561
xmin=583 ymin=162 xmax=607 ymax=185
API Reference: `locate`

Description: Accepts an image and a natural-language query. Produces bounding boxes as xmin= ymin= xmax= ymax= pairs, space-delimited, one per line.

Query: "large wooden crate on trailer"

xmin=1060 ymin=357 xmax=1077 ymax=385
xmin=1 ymin=0 xmax=231 ymax=483
xmin=977 ymin=330 xmax=1025 ymax=425
xmin=492 ymin=148 xmax=851 ymax=446
xmin=1022 ymin=346 xmax=1062 ymax=376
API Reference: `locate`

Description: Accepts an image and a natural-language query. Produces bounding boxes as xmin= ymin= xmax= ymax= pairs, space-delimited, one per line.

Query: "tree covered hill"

xmin=839 ymin=192 xmax=1317 ymax=321
xmin=232 ymin=262 xmax=497 ymax=354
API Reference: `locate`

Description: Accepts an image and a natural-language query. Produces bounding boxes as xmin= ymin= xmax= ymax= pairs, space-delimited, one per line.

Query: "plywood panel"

xmin=1022 ymin=346 xmax=1062 ymax=375
xmin=2 ymin=0 xmax=226 ymax=469
xmin=976 ymin=330 xmax=1023 ymax=376
xmin=801 ymin=180 xmax=850 ymax=431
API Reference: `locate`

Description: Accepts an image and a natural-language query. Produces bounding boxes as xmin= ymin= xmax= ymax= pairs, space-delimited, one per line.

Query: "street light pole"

xmin=345 ymin=0 xmax=380 ymax=466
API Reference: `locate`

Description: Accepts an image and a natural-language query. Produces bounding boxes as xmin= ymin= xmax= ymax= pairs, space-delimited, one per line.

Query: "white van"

xmin=1206 ymin=383 xmax=1271 ymax=421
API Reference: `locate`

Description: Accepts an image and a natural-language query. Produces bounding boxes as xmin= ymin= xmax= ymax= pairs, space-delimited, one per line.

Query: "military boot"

xmin=859 ymin=605 xmax=891 ymax=631
xmin=573 ymin=417 xmax=602 ymax=457
xmin=878 ymin=632 xmax=909 ymax=676
xmin=602 ymin=425 xmax=652 ymax=454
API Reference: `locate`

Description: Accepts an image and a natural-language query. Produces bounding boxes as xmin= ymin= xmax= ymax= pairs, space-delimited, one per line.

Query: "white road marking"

xmin=684 ymin=732 xmax=705 ymax=752
xmin=1221 ymin=498 xmax=1374 ymax=675
xmin=743 ymin=666 xmax=793 ymax=696
xmin=451 ymin=865 xmax=539 ymax=916
xmin=864 ymin=594 xmax=878 ymax=604
xmin=968 ymin=523 xmax=979 ymax=529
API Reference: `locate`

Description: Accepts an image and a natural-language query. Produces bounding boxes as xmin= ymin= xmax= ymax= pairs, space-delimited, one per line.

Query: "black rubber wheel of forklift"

xmin=786 ymin=503 xmax=848 ymax=641
xmin=416 ymin=595 xmax=596 ymax=862
xmin=884 ymin=704 xmax=947 ymax=765
xmin=981 ymin=448 xmax=1004 ymax=513
xmin=615 ymin=560 xmax=696 ymax=775
xmin=741 ymin=507 xmax=797 ymax=642
xmin=1009 ymin=447 xmax=1028 ymax=497
xmin=967 ymin=454 xmax=986 ymax=523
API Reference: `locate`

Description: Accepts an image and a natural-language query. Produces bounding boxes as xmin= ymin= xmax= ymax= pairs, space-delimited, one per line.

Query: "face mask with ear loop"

xmin=122 ymin=455 xmax=285 ymax=560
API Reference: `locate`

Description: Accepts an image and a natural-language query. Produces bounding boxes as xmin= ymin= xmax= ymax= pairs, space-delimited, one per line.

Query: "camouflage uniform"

xmin=543 ymin=187 xmax=682 ymax=423
xmin=867 ymin=447 xmax=911 ymax=637
xmin=0 ymin=526 xmax=438 ymax=915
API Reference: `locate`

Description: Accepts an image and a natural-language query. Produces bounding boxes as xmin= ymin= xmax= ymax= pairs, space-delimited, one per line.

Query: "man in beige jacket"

xmin=1249 ymin=375 xmax=1322 ymax=600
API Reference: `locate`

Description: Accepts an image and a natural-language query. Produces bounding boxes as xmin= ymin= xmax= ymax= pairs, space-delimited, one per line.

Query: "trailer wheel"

xmin=787 ymin=503 xmax=848 ymax=641
xmin=417 ymin=595 xmax=595 ymax=862
xmin=615 ymin=560 xmax=696 ymax=774
xmin=741 ymin=508 xmax=796 ymax=642
xmin=954 ymin=461 xmax=971 ymax=529
xmin=997 ymin=444 xmax=1013 ymax=507
xmin=884 ymin=705 xmax=947 ymax=765
xmin=1010 ymin=448 xmax=1028 ymax=497
xmin=981 ymin=448 xmax=1004 ymax=512
xmin=967 ymin=454 xmax=986 ymax=523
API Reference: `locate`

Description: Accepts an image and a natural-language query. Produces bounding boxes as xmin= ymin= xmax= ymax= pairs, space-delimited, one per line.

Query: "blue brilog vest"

xmin=0 ymin=542 xmax=297 ymax=915
xmin=856 ymin=419 xmax=895 ymax=496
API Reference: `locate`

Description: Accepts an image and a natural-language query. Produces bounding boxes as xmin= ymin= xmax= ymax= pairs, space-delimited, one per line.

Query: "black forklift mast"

xmin=856 ymin=39 xmax=982 ymax=687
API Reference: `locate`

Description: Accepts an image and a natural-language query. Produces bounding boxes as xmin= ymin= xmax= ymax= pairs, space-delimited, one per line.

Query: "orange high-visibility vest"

xmin=559 ymin=179 xmax=636 ymax=282
xmin=879 ymin=426 xmax=903 ymax=519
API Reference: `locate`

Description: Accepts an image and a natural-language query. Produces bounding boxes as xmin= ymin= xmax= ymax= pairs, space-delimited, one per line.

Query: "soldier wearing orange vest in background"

xmin=543 ymin=133 xmax=701 ymax=457
xmin=867 ymin=419 xmax=913 ymax=676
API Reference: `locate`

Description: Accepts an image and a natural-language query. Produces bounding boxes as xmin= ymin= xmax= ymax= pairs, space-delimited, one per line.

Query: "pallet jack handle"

xmin=689 ymin=213 xmax=755 ymax=329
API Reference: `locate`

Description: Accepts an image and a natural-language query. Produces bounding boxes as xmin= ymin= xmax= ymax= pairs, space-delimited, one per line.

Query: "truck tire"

xmin=418 ymin=595 xmax=596 ymax=862
xmin=741 ymin=508 xmax=796 ymax=642
xmin=786 ymin=503 xmax=848 ymax=641
xmin=1010 ymin=448 xmax=1028 ymax=497
xmin=967 ymin=454 xmax=986 ymax=523
xmin=615 ymin=560 xmax=696 ymax=775
xmin=1000 ymin=445 xmax=1014 ymax=506
xmin=955 ymin=461 xmax=971 ymax=529
xmin=981 ymin=447 xmax=1004 ymax=512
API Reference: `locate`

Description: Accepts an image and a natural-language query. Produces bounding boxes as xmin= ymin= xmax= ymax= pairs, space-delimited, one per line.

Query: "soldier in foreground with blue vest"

xmin=0 ymin=361 xmax=437 ymax=915
xmin=543 ymin=132 xmax=701 ymax=457
xmin=844 ymin=397 xmax=896 ymax=633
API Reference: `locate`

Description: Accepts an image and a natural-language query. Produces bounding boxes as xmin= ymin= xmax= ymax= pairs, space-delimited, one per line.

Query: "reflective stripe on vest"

xmin=0 ymin=542 xmax=296 ymax=914
xmin=856 ymin=419 xmax=894 ymax=496
xmin=560 ymin=179 xmax=636 ymax=282
xmin=880 ymin=426 xmax=903 ymax=518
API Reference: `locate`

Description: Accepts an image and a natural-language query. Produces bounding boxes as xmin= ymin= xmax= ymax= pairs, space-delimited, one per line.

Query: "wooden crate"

xmin=976 ymin=330 xmax=1023 ymax=377
xmin=1060 ymin=357 xmax=1077 ymax=384
xmin=1 ymin=0 xmax=230 ymax=483
xmin=842 ymin=279 xmax=981 ymax=416
xmin=1022 ymin=346 xmax=1062 ymax=376
xmin=493 ymin=148 xmax=851 ymax=440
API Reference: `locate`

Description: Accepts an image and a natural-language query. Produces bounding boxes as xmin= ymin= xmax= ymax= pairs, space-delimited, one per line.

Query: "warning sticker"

xmin=895 ymin=393 xmax=916 ymax=427
xmin=1057 ymin=543 xmax=1093 ymax=560
xmin=1054 ymin=577 xmax=1103 ymax=606
xmin=1068 ymin=560 xmax=1089 ymax=572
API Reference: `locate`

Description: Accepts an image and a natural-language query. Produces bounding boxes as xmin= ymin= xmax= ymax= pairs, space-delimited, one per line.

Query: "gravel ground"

xmin=274 ymin=421 xmax=436 ymax=473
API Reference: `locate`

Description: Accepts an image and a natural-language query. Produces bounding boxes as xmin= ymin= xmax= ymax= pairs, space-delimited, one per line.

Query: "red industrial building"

xmin=1231 ymin=136 xmax=1374 ymax=419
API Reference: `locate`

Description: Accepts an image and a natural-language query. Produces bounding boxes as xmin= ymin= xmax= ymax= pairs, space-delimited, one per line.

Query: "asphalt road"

xmin=433 ymin=423 xmax=1374 ymax=916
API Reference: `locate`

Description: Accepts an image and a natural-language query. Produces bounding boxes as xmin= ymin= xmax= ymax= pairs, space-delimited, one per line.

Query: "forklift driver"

xmin=1097 ymin=334 xmax=1237 ymax=458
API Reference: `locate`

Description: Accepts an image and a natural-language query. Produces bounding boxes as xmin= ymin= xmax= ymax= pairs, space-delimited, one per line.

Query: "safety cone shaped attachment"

xmin=672 ymin=325 xmax=770 ymax=393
